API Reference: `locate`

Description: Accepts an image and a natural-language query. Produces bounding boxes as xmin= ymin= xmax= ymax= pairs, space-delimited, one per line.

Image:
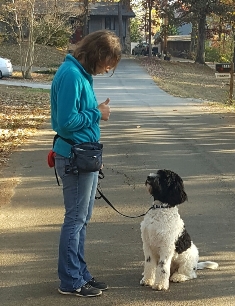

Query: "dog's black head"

xmin=145 ymin=169 xmax=188 ymax=207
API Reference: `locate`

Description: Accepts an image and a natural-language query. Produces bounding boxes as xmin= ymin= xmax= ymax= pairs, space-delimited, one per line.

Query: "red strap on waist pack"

xmin=47 ymin=150 xmax=56 ymax=168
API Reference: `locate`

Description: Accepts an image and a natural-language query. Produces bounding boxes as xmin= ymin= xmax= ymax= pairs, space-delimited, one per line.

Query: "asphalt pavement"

xmin=0 ymin=58 xmax=235 ymax=306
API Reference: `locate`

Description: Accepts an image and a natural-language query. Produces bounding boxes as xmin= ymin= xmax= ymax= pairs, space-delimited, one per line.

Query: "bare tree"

xmin=0 ymin=0 xmax=83 ymax=79
xmin=0 ymin=0 xmax=34 ymax=78
xmin=24 ymin=0 xmax=35 ymax=79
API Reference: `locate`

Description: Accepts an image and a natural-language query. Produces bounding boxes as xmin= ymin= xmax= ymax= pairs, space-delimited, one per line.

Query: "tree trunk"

xmin=195 ymin=14 xmax=206 ymax=64
xmin=82 ymin=0 xmax=89 ymax=37
xmin=23 ymin=1 xmax=35 ymax=79
xmin=148 ymin=1 xmax=152 ymax=57
xmin=23 ymin=42 xmax=34 ymax=79
xmin=118 ymin=1 xmax=124 ymax=50
xmin=189 ymin=20 xmax=197 ymax=57
xmin=122 ymin=0 xmax=131 ymax=53
xmin=228 ymin=29 xmax=234 ymax=104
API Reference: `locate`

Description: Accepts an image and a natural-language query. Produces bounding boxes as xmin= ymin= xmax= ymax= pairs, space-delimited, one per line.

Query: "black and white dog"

xmin=140 ymin=169 xmax=218 ymax=291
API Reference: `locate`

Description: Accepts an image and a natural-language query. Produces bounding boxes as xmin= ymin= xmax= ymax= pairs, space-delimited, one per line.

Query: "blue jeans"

xmin=55 ymin=154 xmax=99 ymax=291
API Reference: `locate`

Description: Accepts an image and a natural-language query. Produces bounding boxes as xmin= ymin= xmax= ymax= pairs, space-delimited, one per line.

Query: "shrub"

xmin=205 ymin=46 xmax=232 ymax=63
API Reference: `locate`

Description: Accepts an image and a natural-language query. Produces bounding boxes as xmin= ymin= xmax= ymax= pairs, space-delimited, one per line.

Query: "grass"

xmin=138 ymin=57 xmax=234 ymax=105
xmin=0 ymin=42 xmax=66 ymax=67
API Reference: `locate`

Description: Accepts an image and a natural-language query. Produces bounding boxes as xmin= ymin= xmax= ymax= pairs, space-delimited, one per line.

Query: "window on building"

xmin=105 ymin=17 xmax=115 ymax=30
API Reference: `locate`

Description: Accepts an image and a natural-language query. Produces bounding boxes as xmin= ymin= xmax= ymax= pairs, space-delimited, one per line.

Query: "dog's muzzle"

xmin=145 ymin=173 xmax=158 ymax=185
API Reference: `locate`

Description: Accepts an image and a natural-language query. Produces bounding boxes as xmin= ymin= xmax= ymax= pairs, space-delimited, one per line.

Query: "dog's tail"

xmin=197 ymin=261 xmax=218 ymax=270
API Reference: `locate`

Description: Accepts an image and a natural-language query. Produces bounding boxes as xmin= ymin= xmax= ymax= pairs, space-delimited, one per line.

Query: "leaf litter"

xmin=0 ymin=85 xmax=50 ymax=166
xmin=138 ymin=56 xmax=234 ymax=104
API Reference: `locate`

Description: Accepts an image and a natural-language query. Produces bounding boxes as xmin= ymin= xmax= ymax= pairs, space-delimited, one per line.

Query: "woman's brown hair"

xmin=73 ymin=30 xmax=122 ymax=75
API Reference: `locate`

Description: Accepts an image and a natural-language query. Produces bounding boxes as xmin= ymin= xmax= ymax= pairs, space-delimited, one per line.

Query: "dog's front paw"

xmin=152 ymin=282 xmax=169 ymax=291
xmin=140 ymin=277 xmax=153 ymax=287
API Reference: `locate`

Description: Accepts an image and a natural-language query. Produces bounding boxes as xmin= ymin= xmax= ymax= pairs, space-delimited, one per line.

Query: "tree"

xmin=153 ymin=0 xmax=183 ymax=55
xmin=0 ymin=0 xmax=35 ymax=78
xmin=132 ymin=0 xmax=164 ymax=55
xmin=171 ymin=0 xmax=232 ymax=64
xmin=130 ymin=17 xmax=142 ymax=41
xmin=0 ymin=0 xmax=82 ymax=79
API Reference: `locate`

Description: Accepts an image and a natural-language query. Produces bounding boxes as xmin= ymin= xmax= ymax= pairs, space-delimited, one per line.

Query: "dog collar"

xmin=152 ymin=201 xmax=170 ymax=209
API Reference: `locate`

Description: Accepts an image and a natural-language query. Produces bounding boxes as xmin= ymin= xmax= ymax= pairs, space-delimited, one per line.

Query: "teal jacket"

xmin=50 ymin=54 xmax=102 ymax=157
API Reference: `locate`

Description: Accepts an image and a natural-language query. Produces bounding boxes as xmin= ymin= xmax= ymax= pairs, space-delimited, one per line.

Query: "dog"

xmin=140 ymin=169 xmax=218 ymax=291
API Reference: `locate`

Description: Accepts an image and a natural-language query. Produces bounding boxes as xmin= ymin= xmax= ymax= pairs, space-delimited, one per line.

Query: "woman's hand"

xmin=98 ymin=98 xmax=111 ymax=121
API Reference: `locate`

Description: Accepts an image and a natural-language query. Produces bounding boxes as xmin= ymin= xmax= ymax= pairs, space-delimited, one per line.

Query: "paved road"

xmin=0 ymin=58 xmax=235 ymax=306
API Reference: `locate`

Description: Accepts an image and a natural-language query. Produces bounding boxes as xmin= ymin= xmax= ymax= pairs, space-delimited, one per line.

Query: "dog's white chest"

xmin=141 ymin=208 xmax=184 ymax=243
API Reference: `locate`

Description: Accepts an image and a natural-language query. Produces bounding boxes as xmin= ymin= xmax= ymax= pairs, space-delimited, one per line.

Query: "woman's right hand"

xmin=98 ymin=98 xmax=111 ymax=121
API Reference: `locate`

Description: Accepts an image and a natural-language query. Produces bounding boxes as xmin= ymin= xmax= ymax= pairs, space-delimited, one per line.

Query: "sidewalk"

xmin=12 ymin=65 xmax=50 ymax=72
xmin=0 ymin=78 xmax=51 ymax=89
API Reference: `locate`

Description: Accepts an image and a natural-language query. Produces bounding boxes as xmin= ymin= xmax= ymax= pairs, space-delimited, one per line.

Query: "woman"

xmin=50 ymin=30 xmax=121 ymax=298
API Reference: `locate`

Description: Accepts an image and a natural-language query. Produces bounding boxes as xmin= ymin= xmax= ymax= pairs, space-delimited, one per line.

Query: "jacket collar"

xmin=65 ymin=54 xmax=93 ymax=85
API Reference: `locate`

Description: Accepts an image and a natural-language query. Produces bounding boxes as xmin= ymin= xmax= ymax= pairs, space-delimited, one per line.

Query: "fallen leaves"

xmin=138 ymin=57 xmax=234 ymax=104
xmin=0 ymin=85 xmax=50 ymax=166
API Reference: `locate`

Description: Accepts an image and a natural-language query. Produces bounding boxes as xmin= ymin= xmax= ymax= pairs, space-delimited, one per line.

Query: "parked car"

xmin=175 ymin=50 xmax=189 ymax=59
xmin=132 ymin=43 xmax=158 ymax=56
xmin=132 ymin=42 xmax=148 ymax=56
xmin=0 ymin=57 xmax=13 ymax=78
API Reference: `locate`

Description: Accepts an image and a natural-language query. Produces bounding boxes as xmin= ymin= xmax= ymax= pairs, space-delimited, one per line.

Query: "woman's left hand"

xmin=98 ymin=98 xmax=111 ymax=121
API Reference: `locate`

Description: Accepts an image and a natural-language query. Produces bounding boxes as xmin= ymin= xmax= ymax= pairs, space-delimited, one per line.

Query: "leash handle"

xmin=96 ymin=187 xmax=152 ymax=219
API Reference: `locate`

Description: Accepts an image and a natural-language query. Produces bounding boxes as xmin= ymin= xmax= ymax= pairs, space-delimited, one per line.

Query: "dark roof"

xmin=34 ymin=1 xmax=135 ymax=18
xmin=89 ymin=2 xmax=135 ymax=18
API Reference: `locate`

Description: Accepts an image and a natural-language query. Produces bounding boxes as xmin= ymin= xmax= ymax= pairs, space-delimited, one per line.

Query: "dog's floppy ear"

xmin=157 ymin=170 xmax=188 ymax=206
xmin=166 ymin=178 xmax=188 ymax=206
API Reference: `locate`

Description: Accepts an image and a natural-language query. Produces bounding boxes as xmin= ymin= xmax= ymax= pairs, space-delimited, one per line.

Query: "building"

xmin=71 ymin=2 xmax=135 ymax=52
xmin=167 ymin=35 xmax=191 ymax=56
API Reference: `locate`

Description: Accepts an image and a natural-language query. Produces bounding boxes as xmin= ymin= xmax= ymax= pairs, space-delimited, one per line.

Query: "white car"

xmin=0 ymin=57 xmax=13 ymax=78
